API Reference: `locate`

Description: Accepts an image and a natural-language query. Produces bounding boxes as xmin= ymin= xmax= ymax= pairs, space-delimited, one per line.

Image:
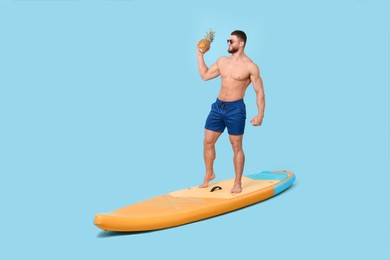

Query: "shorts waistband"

xmin=216 ymin=98 xmax=244 ymax=105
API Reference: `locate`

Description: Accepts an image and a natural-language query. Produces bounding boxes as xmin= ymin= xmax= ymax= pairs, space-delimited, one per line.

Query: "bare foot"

xmin=230 ymin=183 xmax=242 ymax=194
xmin=199 ymin=173 xmax=216 ymax=188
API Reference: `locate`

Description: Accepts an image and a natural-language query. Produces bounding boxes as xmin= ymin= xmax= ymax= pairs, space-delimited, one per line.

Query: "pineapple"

xmin=197 ymin=29 xmax=215 ymax=53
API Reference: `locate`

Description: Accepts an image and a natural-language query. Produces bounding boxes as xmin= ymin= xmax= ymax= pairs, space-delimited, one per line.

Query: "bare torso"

xmin=217 ymin=56 xmax=253 ymax=101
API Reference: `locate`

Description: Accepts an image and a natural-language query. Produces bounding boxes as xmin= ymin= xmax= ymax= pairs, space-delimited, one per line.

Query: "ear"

xmin=239 ymin=41 xmax=245 ymax=47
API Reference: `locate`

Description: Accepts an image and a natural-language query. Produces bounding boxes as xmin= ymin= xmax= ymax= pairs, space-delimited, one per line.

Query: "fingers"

xmin=197 ymin=48 xmax=205 ymax=54
xmin=250 ymin=117 xmax=257 ymax=125
xmin=250 ymin=118 xmax=262 ymax=126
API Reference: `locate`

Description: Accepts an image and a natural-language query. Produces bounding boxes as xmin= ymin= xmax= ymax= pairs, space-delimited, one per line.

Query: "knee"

xmin=230 ymin=140 xmax=243 ymax=153
xmin=204 ymin=137 xmax=216 ymax=147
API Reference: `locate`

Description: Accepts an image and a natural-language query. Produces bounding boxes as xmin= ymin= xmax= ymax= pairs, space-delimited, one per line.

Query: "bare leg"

xmin=199 ymin=129 xmax=222 ymax=188
xmin=229 ymin=135 xmax=245 ymax=193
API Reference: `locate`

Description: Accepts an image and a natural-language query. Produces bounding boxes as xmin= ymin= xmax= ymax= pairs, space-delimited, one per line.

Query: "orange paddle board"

xmin=94 ymin=170 xmax=295 ymax=232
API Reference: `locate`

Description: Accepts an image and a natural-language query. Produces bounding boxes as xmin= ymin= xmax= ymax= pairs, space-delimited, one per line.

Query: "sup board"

xmin=94 ymin=170 xmax=295 ymax=232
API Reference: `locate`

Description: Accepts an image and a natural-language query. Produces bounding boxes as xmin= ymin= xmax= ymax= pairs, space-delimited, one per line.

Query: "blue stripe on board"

xmin=273 ymin=174 xmax=296 ymax=195
xmin=247 ymin=171 xmax=289 ymax=181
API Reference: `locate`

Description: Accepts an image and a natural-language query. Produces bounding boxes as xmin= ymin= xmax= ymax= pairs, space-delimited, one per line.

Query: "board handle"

xmin=210 ymin=186 xmax=222 ymax=192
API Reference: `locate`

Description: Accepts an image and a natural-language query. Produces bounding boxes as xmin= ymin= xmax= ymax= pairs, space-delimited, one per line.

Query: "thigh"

xmin=205 ymin=102 xmax=226 ymax=133
xmin=225 ymin=106 xmax=246 ymax=135
xmin=204 ymin=129 xmax=222 ymax=145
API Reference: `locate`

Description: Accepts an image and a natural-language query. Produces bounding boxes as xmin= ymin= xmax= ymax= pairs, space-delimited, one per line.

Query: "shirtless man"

xmin=197 ymin=30 xmax=265 ymax=194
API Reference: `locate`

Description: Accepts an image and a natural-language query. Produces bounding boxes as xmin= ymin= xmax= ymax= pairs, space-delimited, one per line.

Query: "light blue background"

xmin=1 ymin=0 xmax=389 ymax=259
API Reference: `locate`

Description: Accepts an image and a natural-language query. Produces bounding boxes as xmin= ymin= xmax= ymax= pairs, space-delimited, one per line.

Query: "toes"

xmin=230 ymin=187 xmax=242 ymax=194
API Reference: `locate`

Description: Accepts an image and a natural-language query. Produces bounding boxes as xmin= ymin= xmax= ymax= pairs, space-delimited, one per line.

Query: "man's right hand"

xmin=197 ymin=48 xmax=205 ymax=56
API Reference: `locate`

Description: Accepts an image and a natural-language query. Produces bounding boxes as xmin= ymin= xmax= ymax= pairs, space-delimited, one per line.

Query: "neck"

xmin=231 ymin=50 xmax=245 ymax=61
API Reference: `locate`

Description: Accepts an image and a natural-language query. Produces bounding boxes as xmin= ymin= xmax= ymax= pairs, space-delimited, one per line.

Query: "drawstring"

xmin=216 ymin=98 xmax=243 ymax=110
xmin=218 ymin=102 xmax=228 ymax=110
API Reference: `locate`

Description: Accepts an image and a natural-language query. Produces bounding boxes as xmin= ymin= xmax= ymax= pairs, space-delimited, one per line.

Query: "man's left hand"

xmin=250 ymin=115 xmax=263 ymax=126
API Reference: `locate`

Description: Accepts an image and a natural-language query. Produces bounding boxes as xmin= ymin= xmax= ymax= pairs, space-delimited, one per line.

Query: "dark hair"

xmin=231 ymin=30 xmax=247 ymax=45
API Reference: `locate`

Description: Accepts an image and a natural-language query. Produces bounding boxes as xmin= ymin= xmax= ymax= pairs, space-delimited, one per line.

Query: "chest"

xmin=220 ymin=62 xmax=250 ymax=81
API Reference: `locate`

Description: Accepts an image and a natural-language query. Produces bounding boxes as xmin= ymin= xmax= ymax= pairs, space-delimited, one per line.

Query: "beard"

xmin=228 ymin=46 xmax=238 ymax=54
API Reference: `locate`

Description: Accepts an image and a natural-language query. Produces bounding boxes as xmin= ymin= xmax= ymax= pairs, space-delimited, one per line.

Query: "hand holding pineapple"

xmin=197 ymin=29 xmax=215 ymax=54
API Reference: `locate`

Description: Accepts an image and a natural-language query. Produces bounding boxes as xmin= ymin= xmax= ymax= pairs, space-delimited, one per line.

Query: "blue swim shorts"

xmin=205 ymin=98 xmax=246 ymax=135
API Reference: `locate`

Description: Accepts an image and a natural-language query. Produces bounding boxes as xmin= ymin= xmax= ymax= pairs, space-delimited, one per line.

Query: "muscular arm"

xmin=197 ymin=49 xmax=220 ymax=81
xmin=250 ymin=64 xmax=265 ymax=126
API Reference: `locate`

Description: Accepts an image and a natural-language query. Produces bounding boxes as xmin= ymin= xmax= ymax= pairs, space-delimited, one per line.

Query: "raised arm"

xmin=197 ymin=48 xmax=220 ymax=81
xmin=249 ymin=63 xmax=265 ymax=126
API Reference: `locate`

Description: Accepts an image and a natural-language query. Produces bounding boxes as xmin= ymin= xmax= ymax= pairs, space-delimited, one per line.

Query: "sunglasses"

xmin=227 ymin=39 xmax=235 ymax=44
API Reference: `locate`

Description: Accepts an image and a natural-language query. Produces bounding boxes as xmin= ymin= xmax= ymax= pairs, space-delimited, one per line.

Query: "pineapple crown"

xmin=205 ymin=29 xmax=215 ymax=42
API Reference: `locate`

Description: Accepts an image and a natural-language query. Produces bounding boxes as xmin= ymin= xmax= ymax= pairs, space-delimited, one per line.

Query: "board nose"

xmin=94 ymin=214 xmax=101 ymax=225
xmin=94 ymin=214 xmax=104 ymax=226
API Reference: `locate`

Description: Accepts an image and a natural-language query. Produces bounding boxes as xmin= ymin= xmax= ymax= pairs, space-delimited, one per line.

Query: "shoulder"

xmin=246 ymin=59 xmax=260 ymax=74
xmin=217 ymin=56 xmax=229 ymax=63
xmin=215 ymin=56 xmax=230 ymax=68
xmin=243 ymin=55 xmax=258 ymax=68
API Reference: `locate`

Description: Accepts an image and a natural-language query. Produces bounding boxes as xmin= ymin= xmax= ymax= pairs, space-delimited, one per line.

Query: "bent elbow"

xmin=200 ymin=75 xmax=208 ymax=81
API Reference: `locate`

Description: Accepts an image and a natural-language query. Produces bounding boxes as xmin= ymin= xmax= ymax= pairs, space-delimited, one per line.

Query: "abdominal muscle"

xmin=218 ymin=77 xmax=250 ymax=102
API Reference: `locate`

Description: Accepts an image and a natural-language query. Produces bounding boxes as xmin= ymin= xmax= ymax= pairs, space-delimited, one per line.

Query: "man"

xmin=197 ymin=30 xmax=265 ymax=194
